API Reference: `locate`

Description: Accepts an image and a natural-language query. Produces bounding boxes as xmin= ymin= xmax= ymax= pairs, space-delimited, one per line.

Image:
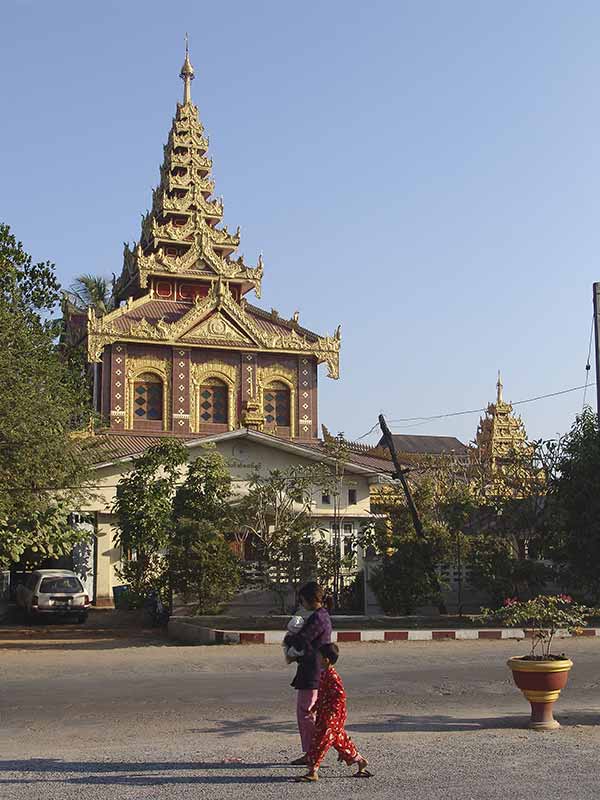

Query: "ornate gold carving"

xmin=125 ymin=356 xmax=170 ymax=431
xmin=97 ymin=65 xmax=342 ymax=383
xmin=151 ymin=215 xmax=196 ymax=243
xmin=472 ymin=373 xmax=530 ymax=475
xmin=127 ymin=318 xmax=167 ymax=340
xmin=113 ymin=67 xmax=269 ymax=300
xmin=167 ymin=128 xmax=209 ymax=152
xmin=208 ymin=224 xmax=241 ymax=248
xmin=183 ymin=312 xmax=252 ymax=344
xmin=241 ymin=398 xmax=264 ymax=431
xmin=174 ymin=116 xmax=204 ymax=136
xmin=166 ymin=149 xmax=213 ymax=172
xmin=153 ymin=182 xmax=217 ymax=215
xmin=89 ymin=280 xmax=341 ymax=382
xmin=132 ymin=229 xmax=261 ymax=293
xmin=262 ymin=323 xmax=341 ymax=379
xmin=190 ymin=361 xmax=238 ymax=432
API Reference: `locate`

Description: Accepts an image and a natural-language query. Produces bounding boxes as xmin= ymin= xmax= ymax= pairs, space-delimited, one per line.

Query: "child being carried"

xmin=283 ymin=606 xmax=313 ymax=664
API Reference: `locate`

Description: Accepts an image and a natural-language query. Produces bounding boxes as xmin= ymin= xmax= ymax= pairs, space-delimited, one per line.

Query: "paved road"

xmin=1 ymin=623 xmax=600 ymax=799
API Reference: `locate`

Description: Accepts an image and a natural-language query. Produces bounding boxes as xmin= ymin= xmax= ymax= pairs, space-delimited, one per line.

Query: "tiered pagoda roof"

xmin=89 ymin=45 xmax=341 ymax=380
xmin=472 ymin=373 xmax=529 ymax=469
xmin=114 ymin=44 xmax=263 ymax=302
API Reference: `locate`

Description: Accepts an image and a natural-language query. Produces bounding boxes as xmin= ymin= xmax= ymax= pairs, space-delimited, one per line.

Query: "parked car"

xmin=15 ymin=569 xmax=91 ymax=623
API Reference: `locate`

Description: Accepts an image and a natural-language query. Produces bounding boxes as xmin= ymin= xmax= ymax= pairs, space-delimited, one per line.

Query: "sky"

xmin=2 ymin=0 xmax=599 ymax=446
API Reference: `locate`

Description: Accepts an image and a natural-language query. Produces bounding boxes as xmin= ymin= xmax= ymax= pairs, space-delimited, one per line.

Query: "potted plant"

xmin=483 ymin=594 xmax=591 ymax=731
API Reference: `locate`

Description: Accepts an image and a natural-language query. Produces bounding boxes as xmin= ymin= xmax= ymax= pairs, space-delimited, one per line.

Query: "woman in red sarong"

xmin=295 ymin=643 xmax=372 ymax=783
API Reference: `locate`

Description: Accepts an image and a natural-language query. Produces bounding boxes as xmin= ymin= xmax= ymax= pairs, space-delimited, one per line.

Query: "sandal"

xmin=295 ymin=774 xmax=319 ymax=783
xmin=353 ymin=758 xmax=373 ymax=778
xmin=353 ymin=768 xmax=373 ymax=778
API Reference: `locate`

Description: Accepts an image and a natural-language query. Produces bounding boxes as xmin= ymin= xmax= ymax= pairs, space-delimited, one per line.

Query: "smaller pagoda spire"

xmin=497 ymin=370 xmax=503 ymax=404
xmin=180 ymin=34 xmax=195 ymax=104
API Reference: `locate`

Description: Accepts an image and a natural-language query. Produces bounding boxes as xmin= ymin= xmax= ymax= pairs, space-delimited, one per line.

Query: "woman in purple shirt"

xmin=286 ymin=582 xmax=332 ymax=765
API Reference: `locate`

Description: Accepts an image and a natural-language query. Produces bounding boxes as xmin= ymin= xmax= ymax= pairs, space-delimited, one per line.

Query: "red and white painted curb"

xmin=167 ymin=618 xmax=600 ymax=646
xmin=218 ymin=628 xmax=600 ymax=645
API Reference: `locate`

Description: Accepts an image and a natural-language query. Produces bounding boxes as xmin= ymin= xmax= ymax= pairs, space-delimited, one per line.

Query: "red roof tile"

xmin=94 ymin=432 xmax=198 ymax=463
xmin=109 ymin=300 xmax=185 ymax=332
xmin=93 ymin=431 xmax=393 ymax=474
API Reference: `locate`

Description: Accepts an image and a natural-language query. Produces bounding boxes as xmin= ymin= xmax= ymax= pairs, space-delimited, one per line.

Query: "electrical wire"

xmin=387 ymin=383 xmax=595 ymax=424
xmin=356 ymin=421 xmax=381 ymax=440
xmin=355 ymin=380 xmax=597 ymax=440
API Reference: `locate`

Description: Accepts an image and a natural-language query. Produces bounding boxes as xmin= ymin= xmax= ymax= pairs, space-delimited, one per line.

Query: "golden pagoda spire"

xmin=113 ymin=39 xmax=264 ymax=302
xmin=471 ymin=373 xmax=529 ymax=474
xmin=180 ymin=34 xmax=194 ymax=105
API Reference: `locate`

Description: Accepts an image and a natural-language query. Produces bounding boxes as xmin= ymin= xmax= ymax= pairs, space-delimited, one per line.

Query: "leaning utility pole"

xmin=594 ymin=283 xmax=600 ymax=423
xmin=378 ymin=413 xmax=447 ymax=613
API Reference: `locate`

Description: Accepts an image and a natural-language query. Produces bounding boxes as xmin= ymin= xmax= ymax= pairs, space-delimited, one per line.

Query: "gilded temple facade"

xmin=83 ymin=48 xmax=340 ymax=441
xmin=471 ymin=373 xmax=529 ymax=472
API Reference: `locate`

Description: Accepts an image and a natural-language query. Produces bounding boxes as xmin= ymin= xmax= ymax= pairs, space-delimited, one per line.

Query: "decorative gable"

xmin=182 ymin=312 xmax=254 ymax=344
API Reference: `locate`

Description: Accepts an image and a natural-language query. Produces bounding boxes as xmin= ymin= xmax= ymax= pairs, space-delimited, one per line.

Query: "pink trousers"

xmin=296 ymin=689 xmax=319 ymax=752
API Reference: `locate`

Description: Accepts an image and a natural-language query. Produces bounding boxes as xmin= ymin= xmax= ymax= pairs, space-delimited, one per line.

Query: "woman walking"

xmin=286 ymin=582 xmax=332 ymax=765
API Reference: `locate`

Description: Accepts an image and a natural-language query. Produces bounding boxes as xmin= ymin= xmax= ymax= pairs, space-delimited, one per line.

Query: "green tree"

xmin=0 ymin=223 xmax=61 ymax=319
xmin=370 ymin=473 xmax=456 ymax=614
xmin=380 ymin=444 xmax=557 ymax=610
xmin=322 ymin=433 xmax=350 ymax=608
xmin=170 ymin=446 xmax=240 ymax=613
xmin=0 ymin=224 xmax=94 ymax=569
xmin=369 ymin=544 xmax=436 ymax=615
xmin=547 ymin=409 xmax=600 ymax=602
xmin=173 ymin=445 xmax=232 ymax=523
xmin=465 ymin=440 xmax=557 ymax=605
xmin=238 ymin=464 xmax=331 ymax=611
xmin=113 ymin=440 xmax=188 ymax=606
xmin=169 ymin=520 xmax=240 ymax=614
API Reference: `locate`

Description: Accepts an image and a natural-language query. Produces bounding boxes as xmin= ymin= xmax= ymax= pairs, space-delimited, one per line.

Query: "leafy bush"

xmin=369 ymin=542 xmax=439 ymax=615
xmin=483 ymin=594 xmax=592 ymax=659
xmin=467 ymin=534 xmax=553 ymax=607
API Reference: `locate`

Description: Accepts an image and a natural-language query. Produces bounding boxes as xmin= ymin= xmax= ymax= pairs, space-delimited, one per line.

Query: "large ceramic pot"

xmin=507 ymin=656 xmax=573 ymax=731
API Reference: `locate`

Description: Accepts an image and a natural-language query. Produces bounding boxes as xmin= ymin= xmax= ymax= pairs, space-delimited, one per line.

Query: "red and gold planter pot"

xmin=507 ymin=657 xmax=573 ymax=731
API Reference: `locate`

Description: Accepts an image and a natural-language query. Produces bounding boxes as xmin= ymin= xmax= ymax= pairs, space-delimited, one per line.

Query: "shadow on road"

xmin=192 ymin=709 xmax=600 ymax=737
xmin=0 ymin=759 xmax=302 ymax=786
xmin=191 ymin=718 xmax=296 ymax=737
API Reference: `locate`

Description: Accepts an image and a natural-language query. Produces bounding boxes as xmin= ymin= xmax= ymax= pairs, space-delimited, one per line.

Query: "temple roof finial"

xmin=180 ymin=33 xmax=195 ymax=104
xmin=497 ymin=370 xmax=503 ymax=404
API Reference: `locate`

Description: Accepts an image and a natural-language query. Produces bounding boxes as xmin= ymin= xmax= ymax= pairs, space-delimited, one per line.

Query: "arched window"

xmin=199 ymin=378 xmax=228 ymax=425
xmin=263 ymin=381 xmax=291 ymax=431
xmin=133 ymin=373 xmax=163 ymax=425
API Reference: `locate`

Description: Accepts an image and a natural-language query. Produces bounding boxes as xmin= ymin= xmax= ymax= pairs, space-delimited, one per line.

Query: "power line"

xmin=356 ymin=421 xmax=381 ymax=441
xmin=387 ymin=383 xmax=595 ymax=424
xmin=355 ymin=381 xmax=596 ymax=439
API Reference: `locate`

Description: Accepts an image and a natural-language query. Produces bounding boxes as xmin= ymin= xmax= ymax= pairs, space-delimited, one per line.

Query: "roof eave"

xmin=93 ymin=428 xmax=388 ymax=476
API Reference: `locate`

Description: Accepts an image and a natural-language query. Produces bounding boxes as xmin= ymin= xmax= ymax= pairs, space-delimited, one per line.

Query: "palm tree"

xmin=69 ymin=274 xmax=115 ymax=315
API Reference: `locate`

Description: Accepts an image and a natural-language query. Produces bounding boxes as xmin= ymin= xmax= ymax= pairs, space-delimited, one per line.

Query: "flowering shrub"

xmin=482 ymin=594 xmax=592 ymax=659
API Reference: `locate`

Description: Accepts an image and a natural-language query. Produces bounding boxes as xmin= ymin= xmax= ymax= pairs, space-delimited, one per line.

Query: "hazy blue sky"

xmin=2 ymin=1 xmax=599 ymax=445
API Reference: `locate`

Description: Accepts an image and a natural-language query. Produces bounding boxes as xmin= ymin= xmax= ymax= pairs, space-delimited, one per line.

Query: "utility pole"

xmin=594 ymin=283 xmax=600 ymax=422
xmin=378 ymin=414 xmax=447 ymax=614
